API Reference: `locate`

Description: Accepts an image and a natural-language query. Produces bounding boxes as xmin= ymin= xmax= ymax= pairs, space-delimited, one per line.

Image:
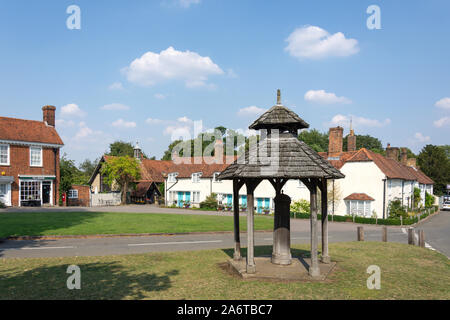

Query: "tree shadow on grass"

xmin=0 ymin=261 xmax=179 ymax=300
xmin=222 ymin=246 xmax=311 ymax=259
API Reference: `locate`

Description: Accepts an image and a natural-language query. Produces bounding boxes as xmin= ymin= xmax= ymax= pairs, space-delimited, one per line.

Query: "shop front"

xmin=19 ymin=175 xmax=56 ymax=207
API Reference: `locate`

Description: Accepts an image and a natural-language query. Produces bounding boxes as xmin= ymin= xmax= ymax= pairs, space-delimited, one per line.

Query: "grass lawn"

xmin=0 ymin=211 xmax=274 ymax=238
xmin=0 ymin=242 xmax=449 ymax=299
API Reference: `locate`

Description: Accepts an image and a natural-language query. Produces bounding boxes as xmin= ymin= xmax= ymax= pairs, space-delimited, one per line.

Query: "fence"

xmin=91 ymin=192 xmax=122 ymax=207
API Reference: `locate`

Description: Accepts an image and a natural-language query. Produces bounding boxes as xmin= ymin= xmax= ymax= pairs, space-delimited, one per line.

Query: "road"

xmin=0 ymin=209 xmax=448 ymax=259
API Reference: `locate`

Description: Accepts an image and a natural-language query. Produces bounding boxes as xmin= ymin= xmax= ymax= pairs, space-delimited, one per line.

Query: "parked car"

xmin=443 ymin=197 xmax=450 ymax=211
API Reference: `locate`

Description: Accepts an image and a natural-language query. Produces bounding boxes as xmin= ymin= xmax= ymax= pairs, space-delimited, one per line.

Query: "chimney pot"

xmin=328 ymin=127 xmax=343 ymax=154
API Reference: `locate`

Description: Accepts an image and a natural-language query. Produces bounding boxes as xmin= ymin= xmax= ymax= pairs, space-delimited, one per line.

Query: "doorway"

xmin=42 ymin=182 xmax=52 ymax=205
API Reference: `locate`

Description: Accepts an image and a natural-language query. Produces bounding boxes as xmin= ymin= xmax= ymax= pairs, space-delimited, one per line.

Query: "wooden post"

xmin=408 ymin=228 xmax=415 ymax=245
xmin=309 ymin=179 xmax=320 ymax=277
xmin=357 ymin=226 xmax=364 ymax=241
xmin=382 ymin=226 xmax=387 ymax=242
xmin=232 ymin=179 xmax=241 ymax=260
xmin=418 ymin=230 xmax=425 ymax=248
xmin=245 ymin=180 xmax=260 ymax=274
xmin=320 ymin=179 xmax=330 ymax=264
xmin=400 ymin=216 xmax=403 ymax=226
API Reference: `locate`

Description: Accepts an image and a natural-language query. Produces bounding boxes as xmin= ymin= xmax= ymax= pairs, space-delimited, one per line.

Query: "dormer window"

xmin=30 ymin=147 xmax=42 ymax=167
xmin=168 ymin=173 xmax=178 ymax=183
xmin=213 ymin=172 xmax=222 ymax=183
xmin=192 ymin=172 xmax=202 ymax=183
xmin=0 ymin=144 xmax=10 ymax=165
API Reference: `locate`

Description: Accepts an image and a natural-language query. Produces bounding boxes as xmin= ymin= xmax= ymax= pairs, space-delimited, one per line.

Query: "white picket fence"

xmin=91 ymin=192 xmax=122 ymax=207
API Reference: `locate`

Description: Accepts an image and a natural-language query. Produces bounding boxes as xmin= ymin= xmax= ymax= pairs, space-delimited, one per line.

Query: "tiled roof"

xmin=0 ymin=116 xmax=64 ymax=146
xmin=344 ymin=193 xmax=375 ymax=201
xmin=406 ymin=166 xmax=434 ymax=185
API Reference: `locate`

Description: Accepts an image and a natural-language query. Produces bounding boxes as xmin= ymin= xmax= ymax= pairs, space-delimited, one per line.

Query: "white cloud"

xmin=329 ymin=114 xmax=391 ymax=129
xmin=434 ymin=116 xmax=450 ymax=128
xmin=414 ymin=132 xmax=431 ymax=143
xmin=111 ymin=119 xmax=137 ymax=128
xmin=237 ymin=106 xmax=266 ymax=117
xmin=164 ymin=125 xmax=191 ymax=139
xmin=178 ymin=0 xmax=201 ymax=8
xmin=177 ymin=116 xmax=193 ymax=123
xmin=304 ymin=89 xmax=352 ymax=104
xmin=55 ymin=119 xmax=75 ymax=127
xmin=146 ymin=118 xmax=164 ymax=124
xmin=435 ymin=97 xmax=450 ymax=110
xmin=154 ymin=93 xmax=166 ymax=100
xmin=123 ymin=46 xmax=224 ymax=88
xmin=285 ymin=26 xmax=359 ymax=60
xmin=61 ymin=103 xmax=86 ymax=118
xmin=100 ymin=103 xmax=130 ymax=111
xmin=73 ymin=122 xmax=103 ymax=141
xmin=108 ymin=82 xmax=124 ymax=91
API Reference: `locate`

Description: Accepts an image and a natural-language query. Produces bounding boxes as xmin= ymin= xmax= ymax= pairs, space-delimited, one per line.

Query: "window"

xmin=168 ymin=173 xmax=178 ymax=183
xmin=68 ymin=189 xmax=78 ymax=199
xmin=0 ymin=144 xmax=10 ymax=165
xmin=213 ymin=172 xmax=222 ymax=183
xmin=20 ymin=181 xmax=41 ymax=202
xmin=346 ymin=200 xmax=372 ymax=217
xmin=0 ymin=184 xmax=6 ymax=195
xmin=298 ymin=180 xmax=306 ymax=188
xmin=192 ymin=191 xmax=200 ymax=203
xmin=192 ymin=172 xmax=202 ymax=183
xmin=30 ymin=147 xmax=42 ymax=167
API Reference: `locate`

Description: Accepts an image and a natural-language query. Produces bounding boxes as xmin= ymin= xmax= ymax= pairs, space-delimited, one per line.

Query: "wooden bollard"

xmin=357 ymin=226 xmax=364 ymax=241
xmin=400 ymin=216 xmax=403 ymax=226
xmin=408 ymin=228 xmax=415 ymax=245
xmin=382 ymin=226 xmax=387 ymax=242
xmin=418 ymin=230 xmax=425 ymax=248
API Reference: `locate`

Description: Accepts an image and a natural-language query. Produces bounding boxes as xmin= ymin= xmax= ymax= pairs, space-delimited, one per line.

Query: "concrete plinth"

xmin=227 ymin=256 xmax=336 ymax=281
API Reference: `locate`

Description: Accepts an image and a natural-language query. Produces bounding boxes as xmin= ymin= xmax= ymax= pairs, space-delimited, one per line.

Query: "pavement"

xmin=0 ymin=207 xmax=448 ymax=259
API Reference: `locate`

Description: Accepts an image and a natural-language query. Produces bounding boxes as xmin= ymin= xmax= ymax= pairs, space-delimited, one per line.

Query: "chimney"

xmin=42 ymin=105 xmax=56 ymax=127
xmin=347 ymin=129 xmax=356 ymax=152
xmin=406 ymin=158 xmax=417 ymax=168
xmin=386 ymin=144 xmax=399 ymax=161
xmin=328 ymin=127 xmax=343 ymax=154
xmin=214 ymin=139 xmax=224 ymax=164
xmin=400 ymin=148 xmax=408 ymax=165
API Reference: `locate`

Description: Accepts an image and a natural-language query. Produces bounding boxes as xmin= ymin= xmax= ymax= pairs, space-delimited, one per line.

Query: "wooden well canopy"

xmin=217 ymin=89 xmax=344 ymax=277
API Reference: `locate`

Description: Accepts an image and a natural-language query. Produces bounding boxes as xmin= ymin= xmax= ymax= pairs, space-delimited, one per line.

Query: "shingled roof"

xmin=249 ymin=90 xmax=309 ymax=130
xmin=0 ymin=116 xmax=64 ymax=146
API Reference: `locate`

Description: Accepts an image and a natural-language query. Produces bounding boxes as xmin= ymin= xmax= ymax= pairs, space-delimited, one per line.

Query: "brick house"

xmin=0 ymin=106 xmax=64 ymax=207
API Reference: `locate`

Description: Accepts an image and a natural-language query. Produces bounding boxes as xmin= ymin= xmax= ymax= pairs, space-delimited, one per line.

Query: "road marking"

xmin=401 ymin=228 xmax=436 ymax=251
xmin=21 ymin=246 xmax=76 ymax=250
xmin=263 ymin=236 xmax=333 ymax=241
xmin=128 ymin=240 xmax=223 ymax=247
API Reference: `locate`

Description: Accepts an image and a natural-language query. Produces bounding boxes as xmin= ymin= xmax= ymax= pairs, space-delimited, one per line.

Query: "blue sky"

xmin=1 ymin=0 xmax=449 ymax=164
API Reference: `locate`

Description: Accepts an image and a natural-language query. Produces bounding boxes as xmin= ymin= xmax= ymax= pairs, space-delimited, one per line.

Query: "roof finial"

xmin=277 ymin=89 xmax=281 ymax=105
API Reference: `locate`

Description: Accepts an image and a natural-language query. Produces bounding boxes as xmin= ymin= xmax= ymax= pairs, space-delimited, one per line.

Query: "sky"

xmin=0 ymin=0 xmax=449 ymax=164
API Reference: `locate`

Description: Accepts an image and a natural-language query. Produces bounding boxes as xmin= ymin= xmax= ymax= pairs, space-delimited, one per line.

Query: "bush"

xmin=388 ymin=199 xmax=408 ymax=219
xmin=290 ymin=199 xmax=310 ymax=214
xmin=0 ymin=200 xmax=5 ymax=209
xmin=200 ymin=193 xmax=218 ymax=210
xmin=425 ymin=192 xmax=435 ymax=208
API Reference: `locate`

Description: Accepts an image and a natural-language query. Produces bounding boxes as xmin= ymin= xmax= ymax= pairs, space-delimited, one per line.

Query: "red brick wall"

xmin=328 ymin=127 xmax=343 ymax=155
xmin=0 ymin=144 xmax=60 ymax=206
xmin=67 ymin=185 xmax=90 ymax=207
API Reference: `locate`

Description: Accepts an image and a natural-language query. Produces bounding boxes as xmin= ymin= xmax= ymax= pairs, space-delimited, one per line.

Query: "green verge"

xmin=0 ymin=212 xmax=273 ymax=238
xmin=0 ymin=242 xmax=448 ymax=300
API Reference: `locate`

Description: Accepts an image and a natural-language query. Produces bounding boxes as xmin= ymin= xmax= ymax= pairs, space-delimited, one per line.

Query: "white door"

xmin=0 ymin=183 xmax=11 ymax=206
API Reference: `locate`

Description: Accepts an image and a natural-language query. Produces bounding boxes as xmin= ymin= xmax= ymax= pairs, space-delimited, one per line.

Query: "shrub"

xmin=290 ymin=199 xmax=310 ymax=214
xmin=0 ymin=200 xmax=5 ymax=209
xmin=200 ymin=193 xmax=218 ymax=210
xmin=388 ymin=199 xmax=408 ymax=219
xmin=425 ymin=192 xmax=435 ymax=208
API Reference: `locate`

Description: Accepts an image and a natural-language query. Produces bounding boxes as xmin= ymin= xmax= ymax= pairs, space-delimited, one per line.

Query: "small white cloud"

xmin=100 ymin=103 xmax=130 ymax=111
xmin=329 ymin=114 xmax=391 ymax=129
xmin=154 ymin=93 xmax=166 ymax=100
xmin=227 ymin=69 xmax=238 ymax=78
xmin=108 ymin=82 xmax=124 ymax=91
xmin=146 ymin=118 xmax=164 ymax=124
xmin=164 ymin=125 xmax=191 ymax=139
xmin=435 ymin=97 xmax=450 ymax=110
xmin=304 ymin=90 xmax=351 ymax=104
xmin=178 ymin=0 xmax=201 ymax=8
xmin=55 ymin=119 xmax=75 ymax=127
xmin=73 ymin=122 xmax=103 ymax=141
xmin=434 ymin=116 xmax=450 ymax=128
xmin=237 ymin=106 xmax=266 ymax=117
xmin=112 ymin=119 xmax=137 ymax=128
xmin=61 ymin=104 xmax=86 ymax=118
xmin=123 ymin=46 xmax=224 ymax=88
xmin=285 ymin=26 xmax=359 ymax=60
xmin=177 ymin=116 xmax=193 ymax=123
xmin=414 ymin=132 xmax=431 ymax=143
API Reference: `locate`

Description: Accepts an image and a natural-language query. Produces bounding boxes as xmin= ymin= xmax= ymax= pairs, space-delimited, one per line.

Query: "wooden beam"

xmin=320 ymin=178 xmax=330 ymax=264
xmin=246 ymin=180 xmax=258 ymax=274
xmin=309 ymin=179 xmax=320 ymax=277
xmin=233 ymin=179 xmax=242 ymax=260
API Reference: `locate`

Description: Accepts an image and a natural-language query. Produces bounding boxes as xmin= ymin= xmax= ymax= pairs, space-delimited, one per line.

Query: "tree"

xmin=343 ymin=134 xmax=383 ymax=153
xmin=413 ymin=187 xmax=421 ymax=209
xmin=79 ymin=158 xmax=98 ymax=181
xmin=108 ymin=141 xmax=135 ymax=157
xmin=60 ymin=154 xmax=85 ymax=196
xmin=425 ymin=192 xmax=435 ymax=208
xmin=327 ymin=180 xmax=342 ymax=216
xmin=162 ymin=140 xmax=183 ymax=160
xmin=388 ymin=199 xmax=407 ymax=219
xmin=100 ymin=156 xmax=141 ymax=204
xmin=417 ymin=144 xmax=450 ymax=195
xmin=298 ymin=129 xmax=328 ymax=152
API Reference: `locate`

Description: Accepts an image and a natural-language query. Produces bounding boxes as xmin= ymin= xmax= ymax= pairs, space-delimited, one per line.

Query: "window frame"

xmin=212 ymin=172 xmax=222 ymax=183
xmin=191 ymin=172 xmax=202 ymax=183
xmin=167 ymin=173 xmax=178 ymax=183
xmin=68 ymin=189 xmax=79 ymax=199
xmin=0 ymin=144 xmax=10 ymax=166
xmin=29 ymin=146 xmax=43 ymax=167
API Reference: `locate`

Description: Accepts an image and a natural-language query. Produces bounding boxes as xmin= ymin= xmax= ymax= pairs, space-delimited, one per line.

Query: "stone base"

xmin=227 ymin=256 xmax=336 ymax=281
